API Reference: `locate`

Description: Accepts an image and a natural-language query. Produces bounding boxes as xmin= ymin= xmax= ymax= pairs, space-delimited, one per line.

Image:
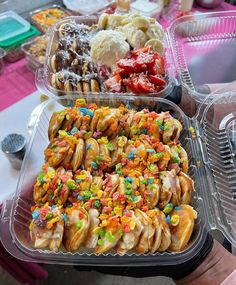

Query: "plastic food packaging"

xmin=36 ymin=16 xmax=176 ymax=101
xmin=0 ymin=25 xmax=40 ymax=63
xmin=0 ymin=11 xmax=39 ymax=62
xmin=131 ymin=0 xmax=163 ymax=18
xmin=0 ymin=11 xmax=30 ymax=43
xmin=29 ymin=5 xmax=71 ymax=33
xmin=1 ymin=92 xmax=236 ymax=265
xmin=167 ymin=10 xmax=236 ymax=103
xmin=63 ymin=0 xmax=111 ymax=15
xmin=21 ymin=35 xmax=48 ymax=73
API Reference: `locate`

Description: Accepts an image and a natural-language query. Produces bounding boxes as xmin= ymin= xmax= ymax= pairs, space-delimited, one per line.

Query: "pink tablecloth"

xmin=0 ymin=58 xmax=36 ymax=112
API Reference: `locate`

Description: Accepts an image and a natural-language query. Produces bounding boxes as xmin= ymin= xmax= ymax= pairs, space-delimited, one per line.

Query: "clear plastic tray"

xmin=0 ymin=94 xmax=205 ymax=265
xmin=36 ymin=16 xmax=177 ymax=100
xmin=21 ymin=35 xmax=48 ymax=73
xmin=167 ymin=10 xmax=236 ymax=103
xmin=194 ymin=93 xmax=236 ymax=241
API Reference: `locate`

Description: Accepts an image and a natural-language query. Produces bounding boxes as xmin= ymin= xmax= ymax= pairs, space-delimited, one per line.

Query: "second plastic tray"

xmin=168 ymin=10 xmax=236 ymax=103
xmin=36 ymin=15 xmax=177 ymax=101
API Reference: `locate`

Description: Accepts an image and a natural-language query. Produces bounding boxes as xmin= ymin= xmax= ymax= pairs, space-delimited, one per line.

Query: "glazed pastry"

xmin=147 ymin=216 xmax=155 ymax=250
xmin=156 ymin=209 xmax=171 ymax=252
xmin=97 ymin=137 xmax=112 ymax=170
xmin=110 ymin=136 xmax=127 ymax=167
xmin=162 ymin=114 xmax=183 ymax=144
xmin=85 ymin=209 xmax=100 ymax=249
xmin=33 ymin=166 xmax=56 ymax=204
xmin=61 ymin=147 xmax=74 ymax=169
xmin=102 ymin=174 xmax=120 ymax=198
xmin=95 ymin=228 xmax=121 ymax=254
xmin=30 ymin=204 xmax=64 ymax=251
xmin=96 ymin=108 xmax=122 ymax=134
xmin=33 ymin=166 xmax=73 ymax=205
xmin=170 ymin=171 xmax=182 ymax=206
xmin=44 ymin=133 xmax=79 ymax=168
xmin=117 ymin=210 xmax=143 ymax=255
xmin=84 ymin=138 xmax=100 ymax=171
xmin=95 ymin=214 xmax=122 ymax=254
xmin=147 ymin=209 xmax=162 ymax=253
xmin=71 ymin=138 xmax=85 ymax=171
xmin=130 ymin=110 xmax=148 ymax=137
xmin=53 ymin=168 xmax=73 ymax=205
xmin=178 ymin=145 xmax=189 ymax=174
xmin=48 ymin=110 xmax=67 ymax=141
xmin=179 ymin=172 xmax=195 ymax=205
xmin=90 ymin=176 xmax=103 ymax=195
xmin=158 ymin=171 xmax=173 ymax=209
xmin=76 ymin=170 xmax=93 ymax=192
xmin=145 ymin=178 xmax=160 ymax=209
xmin=44 ymin=138 xmax=70 ymax=167
xmin=157 ymin=144 xmax=172 ymax=172
xmin=64 ymin=206 xmax=90 ymax=252
xmin=134 ymin=209 xmax=149 ymax=253
xmin=168 ymin=204 xmax=197 ymax=252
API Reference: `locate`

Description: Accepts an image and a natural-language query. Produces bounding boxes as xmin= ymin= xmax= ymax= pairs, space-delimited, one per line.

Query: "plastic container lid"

xmin=0 ymin=11 xmax=30 ymax=43
xmin=63 ymin=0 xmax=110 ymax=15
xmin=0 ymin=26 xmax=40 ymax=50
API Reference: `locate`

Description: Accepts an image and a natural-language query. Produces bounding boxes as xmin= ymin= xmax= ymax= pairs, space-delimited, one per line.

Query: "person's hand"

xmin=176 ymin=240 xmax=236 ymax=285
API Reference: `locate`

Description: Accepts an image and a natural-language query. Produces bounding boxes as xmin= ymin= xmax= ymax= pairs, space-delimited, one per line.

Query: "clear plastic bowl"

xmin=36 ymin=16 xmax=177 ymax=101
xmin=194 ymin=93 xmax=236 ymax=242
xmin=167 ymin=10 xmax=236 ymax=103
xmin=21 ymin=35 xmax=48 ymax=73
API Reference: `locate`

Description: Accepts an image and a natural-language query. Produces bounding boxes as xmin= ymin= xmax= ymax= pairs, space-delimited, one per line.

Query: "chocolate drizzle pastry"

xmin=50 ymin=22 xmax=101 ymax=93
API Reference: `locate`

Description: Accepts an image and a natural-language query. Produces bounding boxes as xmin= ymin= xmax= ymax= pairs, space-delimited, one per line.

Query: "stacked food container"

xmin=0 ymin=11 xmax=40 ymax=62
xmin=0 ymin=9 xmax=236 ymax=267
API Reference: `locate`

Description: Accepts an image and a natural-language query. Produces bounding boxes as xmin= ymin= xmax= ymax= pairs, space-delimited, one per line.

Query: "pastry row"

xmin=44 ymin=134 xmax=188 ymax=175
xmin=33 ymin=166 xmax=194 ymax=209
xmin=48 ymin=100 xmax=182 ymax=143
xmin=30 ymin=203 xmax=197 ymax=254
